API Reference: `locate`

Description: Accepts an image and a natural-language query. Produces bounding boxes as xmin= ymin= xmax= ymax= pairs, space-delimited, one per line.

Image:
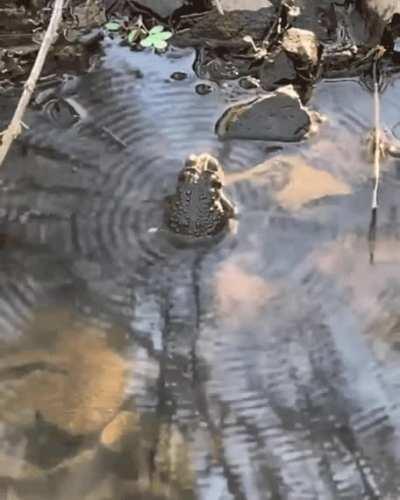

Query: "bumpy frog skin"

xmin=164 ymin=153 xmax=236 ymax=241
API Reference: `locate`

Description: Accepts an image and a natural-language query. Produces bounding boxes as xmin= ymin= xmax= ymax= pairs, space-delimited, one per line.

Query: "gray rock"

xmin=171 ymin=6 xmax=275 ymax=49
xmin=215 ymin=85 xmax=312 ymax=142
xmin=135 ymin=0 xmax=185 ymax=18
xmin=349 ymin=0 xmax=400 ymax=46
xmin=260 ymin=50 xmax=297 ymax=91
xmin=218 ymin=0 xmax=273 ymax=11
xmin=359 ymin=0 xmax=400 ymax=22
xmin=292 ymin=0 xmax=336 ymax=41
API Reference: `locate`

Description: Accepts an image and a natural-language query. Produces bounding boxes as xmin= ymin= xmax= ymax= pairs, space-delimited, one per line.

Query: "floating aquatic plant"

xmin=104 ymin=19 xmax=171 ymax=50
xmin=140 ymin=26 xmax=172 ymax=51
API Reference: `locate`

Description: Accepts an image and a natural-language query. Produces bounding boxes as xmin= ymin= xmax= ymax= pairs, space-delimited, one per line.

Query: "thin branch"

xmin=214 ymin=0 xmax=224 ymax=15
xmin=372 ymin=60 xmax=381 ymax=210
xmin=0 ymin=0 xmax=64 ymax=168
xmin=368 ymin=57 xmax=381 ymax=264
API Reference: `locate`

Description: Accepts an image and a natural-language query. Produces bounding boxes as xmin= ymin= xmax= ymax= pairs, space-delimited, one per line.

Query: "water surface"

xmin=1 ymin=40 xmax=400 ymax=499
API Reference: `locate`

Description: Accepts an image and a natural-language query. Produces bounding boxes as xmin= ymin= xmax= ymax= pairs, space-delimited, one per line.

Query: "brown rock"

xmin=282 ymin=27 xmax=320 ymax=67
xmin=0 ymin=323 xmax=130 ymax=436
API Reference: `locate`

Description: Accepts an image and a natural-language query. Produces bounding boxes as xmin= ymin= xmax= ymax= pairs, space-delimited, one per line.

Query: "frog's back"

xmin=166 ymin=182 xmax=226 ymax=238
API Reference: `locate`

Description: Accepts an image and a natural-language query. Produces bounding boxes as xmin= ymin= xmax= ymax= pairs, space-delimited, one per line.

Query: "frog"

xmin=164 ymin=153 xmax=236 ymax=243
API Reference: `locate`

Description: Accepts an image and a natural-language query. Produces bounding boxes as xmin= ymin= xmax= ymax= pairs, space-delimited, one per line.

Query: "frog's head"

xmin=177 ymin=153 xmax=224 ymax=195
xmin=163 ymin=153 xmax=236 ymax=244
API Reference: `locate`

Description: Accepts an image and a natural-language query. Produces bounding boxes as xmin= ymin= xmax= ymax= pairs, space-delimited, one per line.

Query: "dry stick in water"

xmin=214 ymin=0 xmax=224 ymax=15
xmin=0 ymin=0 xmax=64 ymax=168
xmin=368 ymin=58 xmax=381 ymax=264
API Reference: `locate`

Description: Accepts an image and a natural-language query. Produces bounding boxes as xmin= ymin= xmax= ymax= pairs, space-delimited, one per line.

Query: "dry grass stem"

xmin=0 ymin=0 xmax=64 ymax=168
xmin=368 ymin=57 xmax=382 ymax=264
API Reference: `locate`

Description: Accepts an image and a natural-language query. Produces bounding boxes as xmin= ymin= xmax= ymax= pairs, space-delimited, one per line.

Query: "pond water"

xmin=1 ymin=38 xmax=400 ymax=499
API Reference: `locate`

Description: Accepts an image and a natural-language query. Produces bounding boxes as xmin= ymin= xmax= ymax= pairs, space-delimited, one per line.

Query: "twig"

xmin=368 ymin=57 xmax=381 ymax=264
xmin=214 ymin=0 xmax=224 ymax=15
xmin=0 ymin=0 xmax=64 ymax=168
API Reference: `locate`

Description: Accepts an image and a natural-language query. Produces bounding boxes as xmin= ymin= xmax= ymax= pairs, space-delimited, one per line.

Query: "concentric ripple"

xmin=0 ymin=43 xmax=274 ymax=283
xmin=3 ymin=38 xmax=400 ymax=499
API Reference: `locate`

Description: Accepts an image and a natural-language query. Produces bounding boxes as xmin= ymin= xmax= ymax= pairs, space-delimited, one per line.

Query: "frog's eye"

xmin=206 ymin=158 xmax=220 ymax=172
xmin=178 ymin=171 xmax=189 ymax=183
xmin=185 ymin=155 xmax=197 ymax=167
xmin=211 ymin=178 xmax=222 ymax=189
xmin=179 ymin=167 xmax=196 ymax=180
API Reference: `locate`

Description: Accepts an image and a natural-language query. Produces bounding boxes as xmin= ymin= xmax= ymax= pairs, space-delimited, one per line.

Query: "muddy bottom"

xmin=1 ymin=38 xmax=400 ymax=500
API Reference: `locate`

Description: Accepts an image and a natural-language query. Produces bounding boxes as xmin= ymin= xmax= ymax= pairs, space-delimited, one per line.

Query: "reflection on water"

xmin=1 ymin=39 xmax=400 ymax=499
xmin=215 ymin=261 xmax=275 ymax=327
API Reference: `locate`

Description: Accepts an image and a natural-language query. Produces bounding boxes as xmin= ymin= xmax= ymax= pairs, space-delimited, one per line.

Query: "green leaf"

xmin=140 ymin=36 xmax=154 ymax=47
xmin=105 ymin=21 xmax=121 ymax=31
xmin=154 ymin=39 xmax=168 ymax=50
xmin=156 ymin=31 xmax=172 ymax=41
xmin=128 ymin=29 xmax=139 ymax=44
xmin=149 ymin=25 xmax=164 ymax=34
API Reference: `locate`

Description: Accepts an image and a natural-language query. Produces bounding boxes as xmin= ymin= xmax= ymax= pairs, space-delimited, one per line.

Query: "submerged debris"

xmin=0 ymin=0 xmax=105 ymax=91
xmin=195 ymin=83 xmax=212 ymax=95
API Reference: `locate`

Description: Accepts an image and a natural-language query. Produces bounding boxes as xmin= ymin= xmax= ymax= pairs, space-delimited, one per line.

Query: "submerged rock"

xmin=0 ymin=310 xmax=132 ymax=473
xmin=100 ymin=411 xmax=139 ymax=452
xmin=0 ymin=326 xmax=128 ymax=436
xmin=193 ymin=47 xmax=253 ymax=80
xmin=195 ymin=83 xmax=213 ymax=95
xmin=275 ymin=157 xmax=351 ymax=210
xmin=216 ymin=85 xmax=312 ymax=142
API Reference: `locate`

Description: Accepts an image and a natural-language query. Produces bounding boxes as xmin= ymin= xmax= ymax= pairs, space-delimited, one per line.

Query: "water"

xmin=1 ymin=38 xmax=400 ymax=499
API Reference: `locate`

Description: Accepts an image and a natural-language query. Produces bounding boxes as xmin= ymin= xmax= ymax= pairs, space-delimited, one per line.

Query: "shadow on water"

xmin=2 ymin=37 xmax=400 ymax=499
